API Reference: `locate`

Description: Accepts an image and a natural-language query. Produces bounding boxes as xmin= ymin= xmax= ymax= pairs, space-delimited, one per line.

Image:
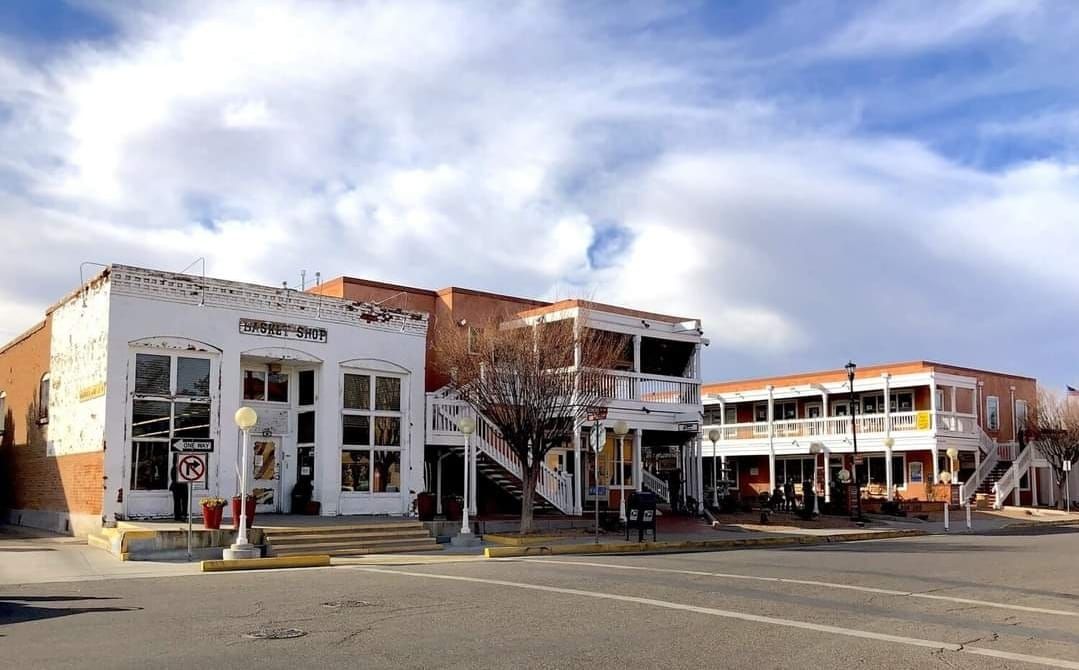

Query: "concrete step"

xmin=270 ymin=536 xmax=440 ymax=553
xmin=273 ymin=540 xmax=442 ymax=557
xmin=260 ymin=521 xmax=424 ymax=536
xmin=266 ymin=529 xmax=432 ymax=545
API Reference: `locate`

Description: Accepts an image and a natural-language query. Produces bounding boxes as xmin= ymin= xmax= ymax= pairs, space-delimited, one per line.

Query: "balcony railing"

xmin=583 ymin=369 xmax=700 ymax=406
xmin=703 ymin=411 xmax=978 ymax=442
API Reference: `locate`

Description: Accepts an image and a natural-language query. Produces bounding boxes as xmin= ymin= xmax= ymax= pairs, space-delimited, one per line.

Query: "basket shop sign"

xmin=239 ymin=318 xmax=328 ymax=344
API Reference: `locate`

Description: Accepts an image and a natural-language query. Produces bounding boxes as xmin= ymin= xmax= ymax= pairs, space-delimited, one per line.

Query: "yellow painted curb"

xmin=483 ymin=530 xmax=925 ymax=559
xmin=201 ymin=554 xmax=330 ymax=572
xmin=484 ymin=533 xmax=573 ymax=546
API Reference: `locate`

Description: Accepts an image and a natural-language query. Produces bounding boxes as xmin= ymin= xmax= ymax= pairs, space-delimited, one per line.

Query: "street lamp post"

xmin=452 ymin=416 xmax=478 ymax=547
xmin=845 ymin=361 xmax=863 ymax=523
xmin=708 ymin=429 xmax=720 ymax=509
xmin=613 ymin=421 xmax=629 ymax=523
xmin=224 ymin=406 xmax=260 ymax=560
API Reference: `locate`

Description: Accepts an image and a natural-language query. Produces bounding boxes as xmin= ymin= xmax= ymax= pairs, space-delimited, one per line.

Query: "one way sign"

xmin=177 ymin=454 xmax=207 ymax=483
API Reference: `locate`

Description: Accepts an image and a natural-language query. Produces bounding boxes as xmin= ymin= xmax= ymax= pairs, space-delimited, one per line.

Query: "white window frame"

xmin=1015 ymin=399 xmax=1028 ymax=433
xmin=986 ymin=395 xmax=1000 ymax=432
xmin=0 ymin=390 xmax=6 ymax=435
xmin=340 ymin=370 xmax=405 ymax=496
xmin=38 ymin=372 xmax=50 ymax=424
xmin=855 ymin=453 xmax=908 ymax=491
xmin=128 ymin=350 xmax=217 ymax=493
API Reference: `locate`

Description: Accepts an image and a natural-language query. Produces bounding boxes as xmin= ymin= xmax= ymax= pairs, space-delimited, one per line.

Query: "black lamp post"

xmin=845 ymin=360 xmax=863 ymax=523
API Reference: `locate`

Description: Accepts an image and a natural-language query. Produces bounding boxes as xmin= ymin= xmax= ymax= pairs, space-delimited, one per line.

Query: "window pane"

xmin=130 ymin=441 xmax=169 ymax=490
xmin=173 ymin=403 xmax=211 ymax=438
xmin=341 ymin=450 xmax=370 ymax=492
xmin=869 ymin=457 xmax=886 ymax=485
xmin=267 ymin=372 xmax=289 ymax=403
xmin=176 ymin=357 xmax=210 ymax=397
xmin=892 ymin=456 xmax=906 ymax=487
xmin=298 ymin=410 xmax=315 ymax=444
xmin=135 ymin=354 xmax=171 ymax=395
xmin=343 ymin=374 xmax=370 ymax=410
xmin=375 ymin=377 xmax=401 ymax=411
xmin=374 ymin=416 xmax=400 ymax=447
xmin=342 ymin=415 xmax=370 ymax=445
xmin=243 ymin=371 xmax=266 ymax=401
xmin=298 ymin=370 xmax=315 ymax=406
xmin=132 ymin=400 xmax=171 ymax=438
xmin=373 ymin=450 xmax=401 ymax=492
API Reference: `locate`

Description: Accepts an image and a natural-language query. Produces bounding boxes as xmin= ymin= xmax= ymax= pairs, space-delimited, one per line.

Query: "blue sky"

xmin=0 ymin=1 xmax=1077 ymax=388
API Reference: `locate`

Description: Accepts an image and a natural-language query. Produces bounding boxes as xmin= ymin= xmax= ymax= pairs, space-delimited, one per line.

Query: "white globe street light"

xmin=454 ymin=416 xmax=478 ymax=546
xmin=613 ymin=421 xmax=629 ymax=523
xmin=225 ymin=406 xmax=259 ymax=560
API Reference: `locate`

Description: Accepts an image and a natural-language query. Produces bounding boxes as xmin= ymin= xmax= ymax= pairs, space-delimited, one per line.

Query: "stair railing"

xmin=642 ymin=469 xmax=670 ymax=502
xmin=992 ymin=442 xmax=1035 ymax=510
xmin=428 ymin=394 xmax=575 ymax=514
xmin=960 ymin=445 xmax=998 ymax=504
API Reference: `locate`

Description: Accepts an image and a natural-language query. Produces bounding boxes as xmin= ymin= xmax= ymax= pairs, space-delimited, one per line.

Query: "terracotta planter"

xmin=416 ymin=492 xmax=437 ymax=521
xmin=443 ymin=496 xmax=463 ymax=521
xmin=231 ymin=497 xmax=256 ymax=529
xmin=202 ymin=504 xmax=224 ymax=529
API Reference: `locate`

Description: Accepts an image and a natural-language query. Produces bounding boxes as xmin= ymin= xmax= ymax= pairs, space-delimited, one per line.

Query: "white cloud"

xmin=0 ymin=0 xmax=1077 ymax=385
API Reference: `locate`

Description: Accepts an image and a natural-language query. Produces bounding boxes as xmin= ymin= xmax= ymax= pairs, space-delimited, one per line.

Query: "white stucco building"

xmin=33 ymin=265 xmax=429 ymax=525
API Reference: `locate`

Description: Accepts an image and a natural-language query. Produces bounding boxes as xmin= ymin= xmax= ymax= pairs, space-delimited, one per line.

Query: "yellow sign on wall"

xmin=78 ymin=382 xmax=106 ymax=402
xmin=915 ymin=411 xmax=931 ymax=431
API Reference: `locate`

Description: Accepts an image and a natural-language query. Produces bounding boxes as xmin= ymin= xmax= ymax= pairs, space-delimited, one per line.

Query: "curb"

xmin=201 ymin=554 xmax=330 ymax=572
xmin=484 ymin=533 xmax=577 ymax=547
xmin=1000 ymin=518 xmax=1079 ymax=530
xmin=483 ymin=529 xmax=925 ymax=558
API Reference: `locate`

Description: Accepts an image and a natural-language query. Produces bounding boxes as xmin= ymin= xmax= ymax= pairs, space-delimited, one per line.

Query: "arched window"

xmin=0 ymin=390 xmax=7 ymax=434
xmin=38 ymin=373 xmax=50 ymax=423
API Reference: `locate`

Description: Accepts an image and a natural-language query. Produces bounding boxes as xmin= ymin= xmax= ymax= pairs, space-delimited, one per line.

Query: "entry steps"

xmin=263 ymin=521 xmax=442 ymax=557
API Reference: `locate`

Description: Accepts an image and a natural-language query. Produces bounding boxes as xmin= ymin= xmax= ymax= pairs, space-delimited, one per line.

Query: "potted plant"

xmin=231 ymin=494 xmax=257 ymax=529
xmin=199 ymin=497 xmax=227 ymax=529
xmin=416 ymin=491 xmax=437 ymax=521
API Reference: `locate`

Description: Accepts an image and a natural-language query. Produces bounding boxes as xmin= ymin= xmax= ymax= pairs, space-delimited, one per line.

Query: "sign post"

xmin=176 ymin=454 xmax=207 ymax=561
xmin=1065 ymin=460 xmax=1072 ymax=514
xmin=586 ymin=407 xmax=608 ymax=545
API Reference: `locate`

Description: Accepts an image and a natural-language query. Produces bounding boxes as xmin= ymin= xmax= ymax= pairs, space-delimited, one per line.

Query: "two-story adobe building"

xmin=700 ymin=361 xmax=1047 ymax=511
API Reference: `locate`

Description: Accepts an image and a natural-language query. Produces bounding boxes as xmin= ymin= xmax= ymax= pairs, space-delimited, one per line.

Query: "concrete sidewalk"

xmin=0 ymin=525 xmax=201 ymax=585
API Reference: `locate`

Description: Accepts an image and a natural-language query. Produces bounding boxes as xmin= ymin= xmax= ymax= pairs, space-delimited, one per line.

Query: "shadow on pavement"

xmin=0 ymin=595 xmax=140 ymax=626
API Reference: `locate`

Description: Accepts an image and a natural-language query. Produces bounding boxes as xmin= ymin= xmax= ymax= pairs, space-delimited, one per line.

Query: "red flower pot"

xmin=202 ymin=504 xmax=224 ymax=529
xmin=417 ymin=492 xmax=437 ymax=521
xmin=231 ymin=497 xmax=256 ymax=529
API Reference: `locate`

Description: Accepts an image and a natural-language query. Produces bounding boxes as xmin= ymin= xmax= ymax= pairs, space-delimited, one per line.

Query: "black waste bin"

xmin=626 ymin=491 xmax=657 ymax=542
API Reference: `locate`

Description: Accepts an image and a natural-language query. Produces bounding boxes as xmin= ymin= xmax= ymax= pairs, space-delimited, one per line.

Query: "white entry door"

xmin=251 ymin=437 xmax=281 ymax=513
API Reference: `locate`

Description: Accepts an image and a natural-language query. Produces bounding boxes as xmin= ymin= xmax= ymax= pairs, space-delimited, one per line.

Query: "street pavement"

xmin=3 ymin=526 xmax=1079 ymax=669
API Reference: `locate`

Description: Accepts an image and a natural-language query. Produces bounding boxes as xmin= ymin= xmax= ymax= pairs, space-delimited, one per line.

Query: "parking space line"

xmin=356 ymin=567 xmax=1079 ymax=670
xmin=515 ymin=558 xmax=1079 ymax=617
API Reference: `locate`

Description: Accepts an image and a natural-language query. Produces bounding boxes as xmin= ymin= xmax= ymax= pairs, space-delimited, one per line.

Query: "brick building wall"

xmin=0 ymin=317 xmax=104 ymax=535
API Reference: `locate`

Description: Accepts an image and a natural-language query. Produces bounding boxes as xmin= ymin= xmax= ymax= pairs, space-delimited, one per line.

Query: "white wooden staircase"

xmin=427 ymin=392 xmax=576 ymax=515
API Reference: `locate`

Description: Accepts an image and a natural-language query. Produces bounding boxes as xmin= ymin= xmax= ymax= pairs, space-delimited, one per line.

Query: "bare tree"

xmin=433 ymin=314 xmax=624 ymax=532
xmin=1025 ymin=389 xmax=1079 ymax=507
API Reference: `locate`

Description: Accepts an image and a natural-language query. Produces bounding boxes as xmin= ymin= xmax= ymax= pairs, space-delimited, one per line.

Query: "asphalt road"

xmin=4 ymin=527 xmax=1079 ymax=669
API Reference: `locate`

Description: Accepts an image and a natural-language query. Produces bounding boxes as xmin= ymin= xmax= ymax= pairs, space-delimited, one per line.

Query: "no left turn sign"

xmin=177 ymin=454 xmax=207 ymax=483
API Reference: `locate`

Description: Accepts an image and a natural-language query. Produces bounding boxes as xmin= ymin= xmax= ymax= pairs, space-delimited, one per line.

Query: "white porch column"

xmin=633 ymin=429 xmax=643 ymax=492
xmin=695 ymin=435 xmax=704 ymax=511
xmin=1009 ymin=385 xmax=1017 ymax=441
xmin=931 ymin=444 xmax=940 ymax=484
xmin=976 ymin=382 xmax=984 ymax=429
xmin=1031 ymin=466 xmax=1039 ymax=507
xmin=883 ymin=373 xmax=892 ymax=437
xmin=573 ymin=424 xmax=583 ymax=515
xmin=929 ymin=373 xmax=939 ymax=431
xmin=950 ymin=385 xmax=957 ymax=416
xmin=767 ymin=385 xmax=776 ymax=492
xmin=1049 ymin=467 xmax=1057 ymax=507
xmin=632 ymin=334 xmax=642 ymax=401
xmin=885 ymin=440 xmax=894 ymax=502
xmin=823 ymin=449 xmax=831 ymax=503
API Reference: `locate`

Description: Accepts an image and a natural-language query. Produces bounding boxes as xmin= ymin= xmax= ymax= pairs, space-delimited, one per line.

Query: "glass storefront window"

xmin=372 ymin=450 xmax=401 ymax=492
xmin=173 ymin=403 xmax=211 ymax=438
xmin=341 ymin=371 xmax=405 ymax=494
xmin=131 ymin=441 xmax=169 ymax=490
xmin=375 ymin=377 xmax=401 ymax=411
xmin=341 ymin=450 xmax=370 ymax=492
xmin=374 ymin=416 xmax=400 ymax=447
xmin=344 ymin=375 xmax=370 ymax=410
xmin=342 ymin=415 xmax=370 ymax=445
xmin=266 ymin=372 xmax=289 ymax=403
xmin=176 ymin=357 xmax=211 ymax=397
xmin=243 ymin=370 xmax=266 ymax=401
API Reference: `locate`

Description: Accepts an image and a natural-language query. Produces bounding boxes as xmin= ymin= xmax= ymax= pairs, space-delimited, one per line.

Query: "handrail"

xmin=700 ymin=411 xmax=980 ymax=442
xmin=960 ymin=442 xmax=999 ymax=504
xmin=642 ymin=469 xmax=670 ymax=502
xmin=427 ymin=395 xmax=575 ymax=514
xmin=992 ymin=443 xmax=1035 ymax=510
